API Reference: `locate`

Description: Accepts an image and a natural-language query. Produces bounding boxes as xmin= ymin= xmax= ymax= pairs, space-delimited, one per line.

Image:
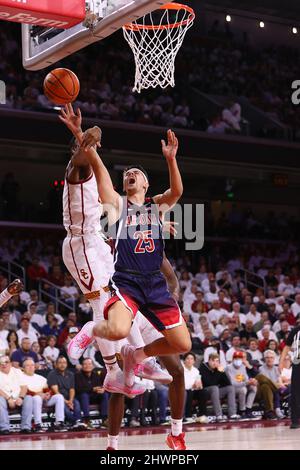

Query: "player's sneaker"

xmin=166 ymin=433 xmax=186 ymax=450
xmin=104 ymin=370 xmax=146 ymax=399
xmin=134 ymin=358 xmax=173 ymax=384
xmin=106 ymin=447 xmax=117 ymax=450
xmin=121 ymin=344 xmax=137 ymax=388
xmin=67 ymin=321 xmax=95 ymax=360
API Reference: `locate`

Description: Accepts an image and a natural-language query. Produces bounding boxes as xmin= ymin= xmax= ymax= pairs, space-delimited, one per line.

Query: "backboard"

xmin=22 ymin=0 xmax=169 ymax=70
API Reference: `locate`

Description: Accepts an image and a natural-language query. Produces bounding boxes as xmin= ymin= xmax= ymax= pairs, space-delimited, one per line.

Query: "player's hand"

xmin=59 ymin=103 xmax=82 ymax=136
xmin=81 ymin=126 xmax=102 ymax=151
xmin=7 ymin=279 xmax=23 ymax=296
xmin=162 ymin=220 xmax=178 ymax=236
xmin=161 ymin=129 xmax=178 ymax=162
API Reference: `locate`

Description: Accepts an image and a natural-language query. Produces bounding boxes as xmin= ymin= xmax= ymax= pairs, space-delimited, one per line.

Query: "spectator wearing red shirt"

xmin=191 ymin=291 xmax=208 ymax=314
xmin=27 ymin=258 xmax=47 ymax=290
xmin=47 ymin=265 xmax=65 ymax=287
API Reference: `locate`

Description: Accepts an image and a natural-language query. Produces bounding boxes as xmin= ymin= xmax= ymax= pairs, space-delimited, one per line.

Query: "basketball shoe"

xmin=166 ymin=433 xmax=186 ymax=450
xmin=121 ymin=344 xmax=173 ymax=387
xmin=103 ymin=369 xmax=146 ymax=398
xmin=68 ymin=321 xmax=95 ymax=360
xmin=134 ymin=357 xmax=173 ymax=384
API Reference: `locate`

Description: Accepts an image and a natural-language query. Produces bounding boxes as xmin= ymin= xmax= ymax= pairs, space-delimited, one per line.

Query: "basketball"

xmin=43 ymin=68 xmax=80 ymax=105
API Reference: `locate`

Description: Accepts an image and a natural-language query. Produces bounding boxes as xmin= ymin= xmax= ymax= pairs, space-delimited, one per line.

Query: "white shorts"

xmin=134 ymin=311 xmax=163 ymax=344
xmin=62 ymin=233 xmax=114 ymax=294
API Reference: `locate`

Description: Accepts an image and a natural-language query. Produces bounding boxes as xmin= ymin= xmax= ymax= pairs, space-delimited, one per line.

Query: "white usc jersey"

xmin=63 ymin=169 xmax=102 ymax=236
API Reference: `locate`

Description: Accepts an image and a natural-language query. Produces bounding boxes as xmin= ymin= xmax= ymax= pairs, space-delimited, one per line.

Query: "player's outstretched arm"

xmin=59 ymin=104 xmax=92 ymax=169
xmin=59 ymin=105 xmax=119 ymax=211
xmin=160 ymin=253 xmax=180 ymax=301
xmin=153 ymin=129 xmax=183 ymax=211
xmin=84 ymin=143 xmax=120 ymax=210
xmin=0 ymin=279 xmax=23 ymax=308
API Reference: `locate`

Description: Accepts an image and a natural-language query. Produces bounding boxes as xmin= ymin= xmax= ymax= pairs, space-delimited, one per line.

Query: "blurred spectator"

xmin=183 ymin=353 xmax=208 ymax=422
xmin=43 ymin=335 xmax=60 ymax=369
xmin=247 ymin=338 xmax=263 ymax=364
xmin=203 ymin=337 xmax=227 ymax=369
xmin=240 ymin=320 xmax=257 ymax=346
xmin=47 ymin=356 xmax=86 ymax=429
xmin=226 ymin=351 xmax=258 ymax=419
xmin=0 ymin=356 xmax=32 ymax=434
xmin=257 ymin=350 xmax=284 ymax=419
xmin=225 ymin=334 xmax=242 ymax=363
xmin=27 ymin=258 xmax=48 ymax=290
xmin=17 ymin=317 xmax=39 ymax=345
xmin=31 ymin=341 xmax=48 ymax=372
xmin=207 ymin=114 xmax=229 ymax=134
xmin=60 ymin=275 xmax=79 ymax=307
xmin=6 ymin=330 xmax=19 ymax=357
xmin=11 ymin=337 xmax=38 ymax=368
xmin=41 ymin=313 xmax=60 ymax=337
xmin=291 ymin=294 xmax=300 ymax=318
xmin=222 ymin=101 xmax=241 ymax=133
xmin=22 ymin=358 xmax=66 ymax=433
xmin=0 ymin=317 xmax=9 ymax=343
xmin=200 ymin=353 xmax=238 ymax=421
xmin=75 ymin=358 xmax=108 ymax=429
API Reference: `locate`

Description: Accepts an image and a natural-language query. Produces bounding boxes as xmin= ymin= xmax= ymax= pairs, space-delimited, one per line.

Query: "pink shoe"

xmin=67 ymin=321 xmax=95 ymax=360
xmin=121 ymin=344 xmax=137 ymax=388
xmin=104 ymin=370 xmax=145 ymax=399
xmin=134 ymin=358 xmax=173 ymax=384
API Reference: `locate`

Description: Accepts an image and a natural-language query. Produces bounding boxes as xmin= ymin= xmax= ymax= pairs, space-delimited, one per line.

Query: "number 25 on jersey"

xmin=134 ymin=230 xmax=155 ymax=254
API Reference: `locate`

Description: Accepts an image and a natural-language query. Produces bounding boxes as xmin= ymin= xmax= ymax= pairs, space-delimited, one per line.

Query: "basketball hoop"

xmin=123 ymin=3 xmax=195 ymax=93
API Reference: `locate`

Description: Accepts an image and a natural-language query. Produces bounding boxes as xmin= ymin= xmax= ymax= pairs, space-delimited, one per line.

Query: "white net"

xmin=122 ymin=4 xmax=195 ymax=93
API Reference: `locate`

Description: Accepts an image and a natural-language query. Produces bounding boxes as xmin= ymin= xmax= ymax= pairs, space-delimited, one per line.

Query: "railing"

xmin=240 ymin=268 xmax=267 ymax=295
xmin=0 ymin=260 xmax=26 ymax=290
xmin=38 ymin=278 xmax=76 ymax=313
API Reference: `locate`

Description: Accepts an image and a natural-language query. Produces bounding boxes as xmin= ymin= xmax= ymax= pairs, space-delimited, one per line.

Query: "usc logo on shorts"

xmin=80 ymin=269 xmax=89 ymax=280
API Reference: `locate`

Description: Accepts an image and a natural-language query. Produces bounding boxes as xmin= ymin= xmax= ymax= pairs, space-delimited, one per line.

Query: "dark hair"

xmin=56 ymin=355 xmax=67 ymax=363
xmin=7 ymin=330 xmax=19 ymax=348
xmin=123 ymin=165 xmax=149 ymax=182
xmin=82 ymin=357 xmax=93 ymax=365
xmin=183 ymin=352 xmax=196 ymax=361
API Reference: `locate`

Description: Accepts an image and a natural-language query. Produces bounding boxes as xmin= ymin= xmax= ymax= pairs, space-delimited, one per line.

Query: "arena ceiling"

xmin=202 ymin=0 xmax=300 ymax=22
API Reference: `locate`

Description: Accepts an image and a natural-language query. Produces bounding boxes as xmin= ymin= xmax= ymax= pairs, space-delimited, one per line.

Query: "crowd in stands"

xmin=0 ymin=229 xmax=299 ymax=433
xmin=0 ymin=23 xmax=299 ymax=139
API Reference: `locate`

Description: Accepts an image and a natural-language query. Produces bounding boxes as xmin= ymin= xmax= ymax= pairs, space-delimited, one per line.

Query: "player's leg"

xmin=106 ymin=394 xmax=124 ymax=450
xmin=120 ymin=280 xmax=191 ymax=394
xmin=63 ymin=236 xmax=143 ymax=397
xmin=125 ymin=322 xmax=191 ymax=368
xmin=128 ymin=314 xmax=187 ymax=449
xmin=159 ymin=355 xmax=186 ymax=450
xmin=128 ymin=314 xmax=172 ymax=384
xmin=93 ymin=300 xmax=133 ymax=341
xmin=123 ymin=273 xmax=191 ymax=365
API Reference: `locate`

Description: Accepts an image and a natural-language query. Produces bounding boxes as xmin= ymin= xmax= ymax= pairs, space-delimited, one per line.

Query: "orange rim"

xmin=123 ymin=2 xmax=195 ymax=31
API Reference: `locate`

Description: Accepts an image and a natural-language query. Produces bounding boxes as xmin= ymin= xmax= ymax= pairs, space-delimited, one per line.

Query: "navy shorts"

xmin=104 ymin=271 xmax=182 ymax=331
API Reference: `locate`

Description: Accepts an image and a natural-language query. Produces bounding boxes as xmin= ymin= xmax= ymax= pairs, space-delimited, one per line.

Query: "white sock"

xmin=103 ymin=358 xmax=120 ymax=378
xmin=171 ymin=418 xmax=183 ymax=437
xmin=107 ymin=434 xmax=119 ymax=450
xmin=133 ymin=348 xmax=148 ymax=364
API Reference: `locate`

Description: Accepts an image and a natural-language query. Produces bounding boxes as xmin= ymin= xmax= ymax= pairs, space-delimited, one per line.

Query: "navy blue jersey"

xmin=113 ymin=197 xmax=164 ymax=273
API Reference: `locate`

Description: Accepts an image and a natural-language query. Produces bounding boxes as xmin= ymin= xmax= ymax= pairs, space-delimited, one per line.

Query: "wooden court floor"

xmin=0 ymin=420 xmax=299 ymax=450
